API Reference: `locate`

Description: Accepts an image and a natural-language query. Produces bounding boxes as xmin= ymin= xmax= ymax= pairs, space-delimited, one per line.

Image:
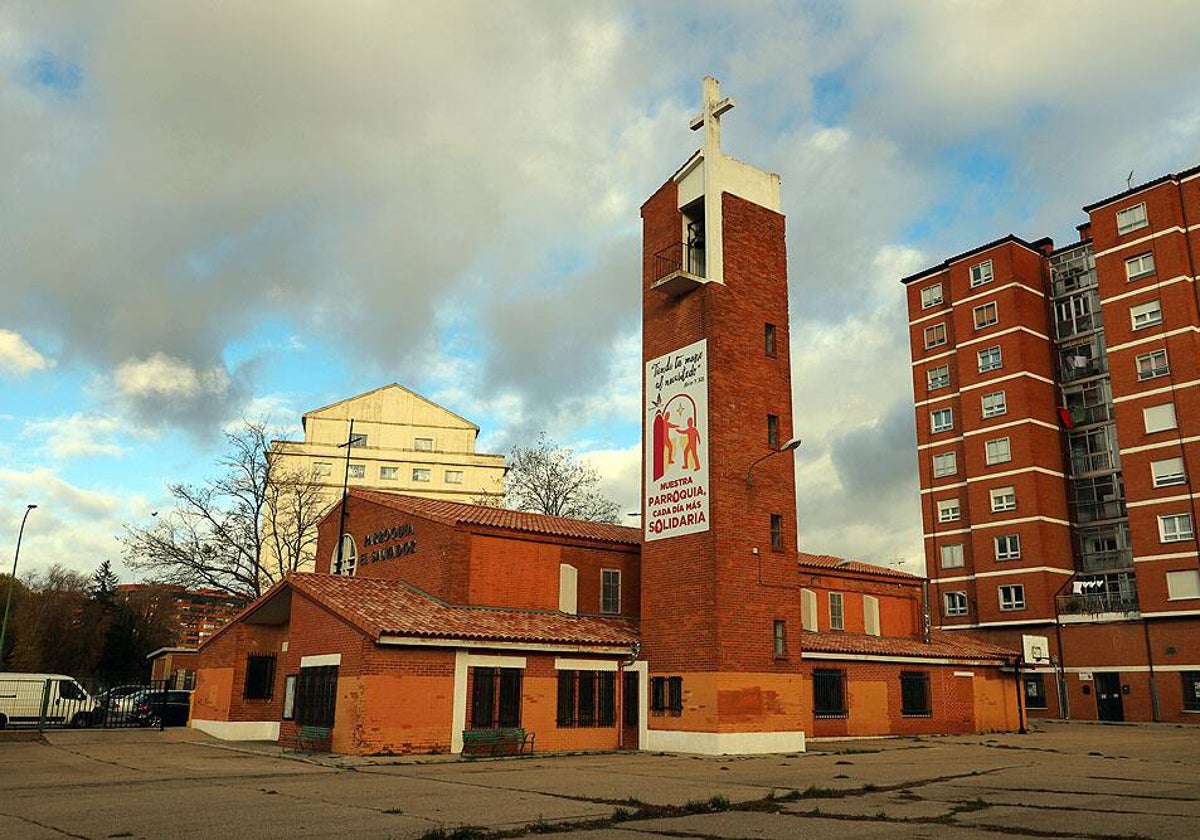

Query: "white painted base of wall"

xmin=644 ymin=729 xmax=806 ymax=755
xmin=191 ymin=718 xmax=280 ymax=742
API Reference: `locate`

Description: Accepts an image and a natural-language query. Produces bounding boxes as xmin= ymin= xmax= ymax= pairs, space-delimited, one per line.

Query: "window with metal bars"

xmin=900 ymin=671 xmax=932 ymax=717
xmin=295 ymin=665 xmax=338 ymax=728
xmin=243 ymin=654 xmax=275 ymax=700
xmin=812 ymin=669 xmax=846 ymax=718
xmin=469 ymin=667 xmax=523 ymax=729
xmin=650 ymin=676 xmax=683 ymax=717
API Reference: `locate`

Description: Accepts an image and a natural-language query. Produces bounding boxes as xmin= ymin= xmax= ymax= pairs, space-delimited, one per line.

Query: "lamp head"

xmin=780 ymin=437 xmax=802 ymax=453
xmin=26 ymin=504 xmax=36 ymax=511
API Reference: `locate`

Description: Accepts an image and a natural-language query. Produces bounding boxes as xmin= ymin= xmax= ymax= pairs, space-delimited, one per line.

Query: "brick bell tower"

xmin=639 ymin=77 xmax=805 ymax=753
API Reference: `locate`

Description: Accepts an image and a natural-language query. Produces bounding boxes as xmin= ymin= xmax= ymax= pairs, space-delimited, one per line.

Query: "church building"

xmin=191 ymin=78 xmax=1023 ymax=755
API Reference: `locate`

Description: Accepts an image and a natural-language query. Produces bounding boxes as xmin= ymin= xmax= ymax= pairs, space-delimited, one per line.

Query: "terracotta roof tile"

xmin=803 ymin=630 xmax=1017 ymax=661
xmin=289 ymin=573 xmax=638 ymax=648
xmin=351 ymin=489 xmax=640 ymax=546
xmin=797 ymin=552 xmax=920 ymax=580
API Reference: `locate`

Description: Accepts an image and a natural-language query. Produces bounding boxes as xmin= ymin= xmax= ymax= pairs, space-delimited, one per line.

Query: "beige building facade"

xmin=267 ymin=383 xmax=506 ymax=571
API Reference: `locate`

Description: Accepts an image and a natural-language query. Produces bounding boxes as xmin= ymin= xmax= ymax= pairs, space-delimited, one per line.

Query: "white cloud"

xmin=0 ymin=328 xmax=52 ymax=374
xmin=113 ymin=353 xmax=229 ymax=401
xmin=23 ymin=413 xmax=125 ymax=459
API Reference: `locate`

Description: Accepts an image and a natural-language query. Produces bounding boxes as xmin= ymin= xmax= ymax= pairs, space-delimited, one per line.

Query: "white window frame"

xmin=943 ymin=591 xmax=968 ymax=617
xmin=924 ymin=323 xmax=947 ymax=349
xmin=829 ymin=592 xmax=845 ymax=631
xmin=348 ymin=463 xmax=366 ymax=479
xmin=940 ymin=544 xmax=964 ymax=569
xmin=1166 ymin=570 xmax=1200 ymax=601
xmin=990 ymin=486 xmax=1017 ymax=512
xmin=999 ymin=585 xmax=1026 ymax=611
xmin=931 ymin=408 xmax=954 ymax=433
xmin=937 ymin=499 xmax=961 ymax=523
xmin=970 ymin=259 xmax=994 ymax=288
xmin=981 ymin=390 xmax=1007 ymax=419
xmin=973 ymin=301 xmax=999 ymax=330
xmin=977 ymin=346 xmax=1002 ymax=372
xmin=1131 ymin=300 xmax=1163 ymax=331
xmin=311 ymin=461 xmax=332 ymax=478
xmin=1125 ymin=252 xmax=1155 ymax=281
xmin=1151 ymin=457 xmax=1186 ymax=489
xmin=1144 ymin=403 xmax=1178 ymax=434
xmin=921 ymin=283 xmax=944 ymax=309
xmin=412 ymin=467 xmax=431 ymax=482
xmin=932 ymin=451 xmax=957 ymax=478
xmin=985 ymin=437 xmax=1012 ymax=466
xmin=1135 ymin=349 xmax=1169 ymax=381
xmin=413 ymin=437 xmax=434 ymax=452
xmin=1116 ymin=202 xmax=1148 ymax=235
xmin=380 ymin=466 xmax=399 ymax=480
xmin=445 ymin=469 xmax=465 ymax=485
xmin=1159 ymin=513 xmax=1195 ymax=543
xmin=927 ymin=364 xmax=950 ymax=390
xmin=994 ymin=534 xmax=1021 ymax=561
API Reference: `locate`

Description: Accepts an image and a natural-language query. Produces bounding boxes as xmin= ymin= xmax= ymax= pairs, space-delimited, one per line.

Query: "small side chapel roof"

xmin=803 ymin=630 xmax=1016 ymax=662
xmin=797 ymin=552 xmax=919 ymax=581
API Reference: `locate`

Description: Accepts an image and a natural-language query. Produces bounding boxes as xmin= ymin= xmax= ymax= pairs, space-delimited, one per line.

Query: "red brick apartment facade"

xmin=903 ymin=164 xmax=1200 ymax=724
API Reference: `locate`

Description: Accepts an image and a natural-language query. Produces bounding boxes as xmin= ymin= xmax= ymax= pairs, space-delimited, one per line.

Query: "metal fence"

xmin=0 ymin=676 xmax=175 ymax=732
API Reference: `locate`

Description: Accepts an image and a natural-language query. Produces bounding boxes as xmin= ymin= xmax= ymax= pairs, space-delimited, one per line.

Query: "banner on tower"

xmin=644 ymin=339 xmax=709 ymax=542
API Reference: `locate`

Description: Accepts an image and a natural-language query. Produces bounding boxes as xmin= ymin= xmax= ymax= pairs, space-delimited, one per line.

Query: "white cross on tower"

xmin=689 ymin=76 xmax=735 ymax=154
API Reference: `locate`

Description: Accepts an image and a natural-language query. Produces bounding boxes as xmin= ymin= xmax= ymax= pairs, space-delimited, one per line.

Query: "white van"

xmin=0 ymin=672 xmax=98 ymax=728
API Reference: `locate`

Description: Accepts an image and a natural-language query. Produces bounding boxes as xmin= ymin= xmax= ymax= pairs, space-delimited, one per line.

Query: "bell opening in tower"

xmin=682 ymin=198 xmax=706 ymax=278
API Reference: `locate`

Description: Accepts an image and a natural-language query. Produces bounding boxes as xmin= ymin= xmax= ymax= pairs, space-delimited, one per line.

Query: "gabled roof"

xmin=302 ymin=383 xmax=479 ymax=432
xmin=803 ymin=630 xmax=1016 ymax=662
xmin=899 ymin=234 xmax=1053 ymax=285
xmin=348 ymin=488 xmax=641 ymax=546
xmin=288 ymin=573 xmax=637 ymax=648
xmin=1081 ymin=163 xmax=1200 ymax=213
xmin=798 ymin=552 xmax=919 ymax=581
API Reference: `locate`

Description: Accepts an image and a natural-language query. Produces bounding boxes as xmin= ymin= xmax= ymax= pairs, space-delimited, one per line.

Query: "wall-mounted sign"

xmin=1078 ymin=672 xmax=1093 ymax=681
xmin=362 ymin=522 xmax=417 ymax=565
xmin=644 ymin=339 xmax=709 ymax=542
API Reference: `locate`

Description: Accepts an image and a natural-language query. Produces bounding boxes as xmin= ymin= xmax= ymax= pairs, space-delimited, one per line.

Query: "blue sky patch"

xmin=22 ymin=50 xmax=83 ymax=98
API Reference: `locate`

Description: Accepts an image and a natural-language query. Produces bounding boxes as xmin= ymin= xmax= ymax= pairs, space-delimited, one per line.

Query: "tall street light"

xmin=0 ymin=504 xmax=37 ymax=665
xmin=745 ymin=438 xmax=802 ymax=486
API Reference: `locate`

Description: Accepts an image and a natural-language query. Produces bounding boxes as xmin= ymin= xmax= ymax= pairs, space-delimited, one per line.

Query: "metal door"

xmin=1094 ymin=672 xmax=1124 ymax=722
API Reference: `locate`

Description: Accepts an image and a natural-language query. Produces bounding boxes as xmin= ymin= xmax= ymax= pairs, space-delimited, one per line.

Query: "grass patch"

xmin=417 ymin=828 xmax=487 ymax=840
xmin=801 ymin=785 xmax=840 ymax=799
xmin=383 ymin=807 xmax=404 ymax=815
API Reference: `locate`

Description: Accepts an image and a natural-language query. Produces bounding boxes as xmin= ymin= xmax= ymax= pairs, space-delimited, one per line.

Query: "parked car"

xmin=127 ymin=689 xmax=193 ymax=728
xmin=95 ymin=684 xmax=151 ymax=720
xmin=0 ymin=672 xmax=98 ymax=729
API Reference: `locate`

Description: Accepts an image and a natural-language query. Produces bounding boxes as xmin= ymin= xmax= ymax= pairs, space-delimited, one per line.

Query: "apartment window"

xmin=1144 ymin=403 xmax=1178 ymax=434
xmin=924 ymin=323 xmax=947 ymax=349
xmin=978 ymin=346 xmax=1002 ymax=372
xmin=770 ymin=514 xmax=784 ymax=551
xmin=244 ymin=654 xmax=276 ymax=700
xmin=969 ymin=259 xmax=994 ymax=287
xmin=1131 ymin=300 xmax=1163 ymax=330
xmin=812 ymin=669 xmax=847 ymax=718
xmin=773 ymin=620 xmax=787 ymax=657
xmin=600 ymin=569 xmax=621 ymax=615
xmin=921 ymin=283 xmax=944 ymax=309
xmin=470 ymin=667 xmax=522 ymax=729
xmin=445 ymin=469 xmax=464 ymax=484
xmin=767 ymin=414 xmax=780 ymax=448
xmin=765 ymin=323 xmax=777 ymax=357
xmin=412 ymin=467 xmax=431 ymax=482
xmin=347 ymin=463 xmax=365 ymax=479
xmin=900 ymin=671 xmax=932 ymax=716
xmin=927 ymin=364 xmax=950 ymax=390
xmin=973 ymin=301 xmax=999 ymax=329
xmin=995 ymin=534 xmax=1022 ymax=561
xmin=943 ymin=591 xmax=968 ymax=617
xmin=931 ymin=408 xmax=953 ymax=433
xmin=1116 ymin=202 xmax=1148 ymax=235
xmin=1024 ymin=675 xmax=1048 ymax=710
xmin=414 ymin=437 xmax=434 ymax=451
xmin=1125 ymin=252 xmax=1155 ymax=280
xmin=348 ymin=433 xmax=367 ymax=448
xmin=932 ymin=451 xmax=957 ymax=478
xmin=1183 ymin=672 xmax=1200 ymax=712
xmin=1159 ymin=513 xmax=1194 ymax=543
xmin=380 ymin=466 xmax=398 ymax=480
xmin=990 ymin=486 xmax=1017 ymax=512
xmin=668 ymin=677 xmax=683 ymax=715
xmin=940 ymin=544 xmax=964 ymax=569
xmin=981 ymin=390 xmax=1007 ymax=419
xmin=1151 ymin=457 xmax=1186 ymax=488
xmin=829 ymin=592 xmax=845 ymax=631
xmin=801 ymin=589 xmax=817 ymax=631
xmin=1166 ymin=570 xmax=1200 ymax=600
xmin=556 ymin=670 xmax=615 ymax=728
xmin=999 ymin=584 xmax=1026 ymax=611
xmin=1136 ymin=349 xmax=1169 ymax=381
xmin=937 ymin=499 xmax=961 ymax=523
xmin=985 ymin=437 xmax=1012 ymax=465
xmin=311 ymin=461 xmax=332 ymax=478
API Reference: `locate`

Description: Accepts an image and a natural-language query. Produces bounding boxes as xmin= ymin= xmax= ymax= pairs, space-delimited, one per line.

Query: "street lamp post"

xmin=0 ymin=504 xmax=37 ymax=665
xmin=745 ymin=437 xmax=802 ymax=485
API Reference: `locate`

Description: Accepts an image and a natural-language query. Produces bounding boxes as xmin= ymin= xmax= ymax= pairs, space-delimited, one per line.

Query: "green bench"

xmin=461 ymin=727 xmax=535 ymax=758
xmin=295 ymin=725 xmax=331 ymax=752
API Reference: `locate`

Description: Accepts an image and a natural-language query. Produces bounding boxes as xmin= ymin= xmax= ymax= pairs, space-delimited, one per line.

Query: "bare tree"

xmin=504 ymin=432 xmax=623 ymax=523
xmin=122 ymin=420 xmax=327 ymax=599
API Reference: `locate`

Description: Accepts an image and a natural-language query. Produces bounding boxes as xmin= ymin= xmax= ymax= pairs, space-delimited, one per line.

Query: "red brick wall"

xmin=799 ymin=570 xmax=923 ymax=637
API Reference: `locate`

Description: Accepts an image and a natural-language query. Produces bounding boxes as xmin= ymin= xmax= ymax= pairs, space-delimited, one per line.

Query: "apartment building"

xmin=902 ymin=164 xmax=1200 ymax=724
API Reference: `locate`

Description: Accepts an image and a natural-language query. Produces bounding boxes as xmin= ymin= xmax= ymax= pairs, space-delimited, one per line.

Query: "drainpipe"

xmin=1013 ymin=657 xmax=1027 ymax=735
xmin=1141 ymin=618 xmax=1160 ymax=722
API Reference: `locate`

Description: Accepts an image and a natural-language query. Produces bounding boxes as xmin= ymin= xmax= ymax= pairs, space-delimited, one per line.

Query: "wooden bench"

xmin=294 ymin=725 xmax=331 ymax=752
xmin=461 ymin=727 xmax=534 ymax=758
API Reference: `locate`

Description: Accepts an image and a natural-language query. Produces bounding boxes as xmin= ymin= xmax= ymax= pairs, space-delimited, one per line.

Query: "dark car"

xmin=128 ymin=690 xmax=193 ymax=728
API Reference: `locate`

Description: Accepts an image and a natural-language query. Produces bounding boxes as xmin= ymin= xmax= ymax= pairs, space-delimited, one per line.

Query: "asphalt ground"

xmin=1 ymin=720 xmax=1197 ymax=839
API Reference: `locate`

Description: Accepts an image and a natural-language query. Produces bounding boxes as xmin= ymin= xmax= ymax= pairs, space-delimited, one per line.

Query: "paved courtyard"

xmin=1 ymin=721 xmax=1197 ymax=839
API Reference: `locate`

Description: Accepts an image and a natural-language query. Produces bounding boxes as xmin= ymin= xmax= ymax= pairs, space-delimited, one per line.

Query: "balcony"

xmin=1060 ymin=353 xmax=1107 ymax=383
xmin=1071 ymin=499 xmax=1127 ymax=523
xmin=1056 ymin=589 xmax=1139 ymax=618
xmin=1077 ymin=547 xmax=1134 ymax=573
xmin=652 ymin=242 xmax=707 ymax=296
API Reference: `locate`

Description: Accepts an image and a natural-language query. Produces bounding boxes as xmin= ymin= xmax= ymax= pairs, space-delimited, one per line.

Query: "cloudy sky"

xmin=4 ymin=1 xmax=1200 ymax=581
